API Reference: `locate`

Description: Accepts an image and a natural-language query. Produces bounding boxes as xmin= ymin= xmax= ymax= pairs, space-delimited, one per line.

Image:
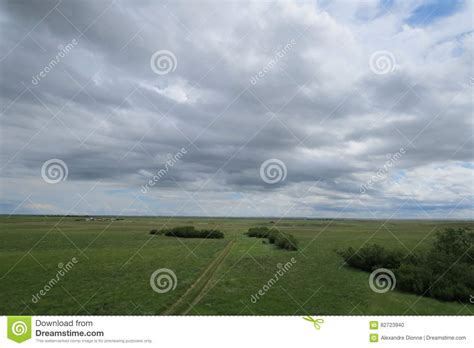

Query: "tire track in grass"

xmin=163 ymin=240 xmax=235 ymax=315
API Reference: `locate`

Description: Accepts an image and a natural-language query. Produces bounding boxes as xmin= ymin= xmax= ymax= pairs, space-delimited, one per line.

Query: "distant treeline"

xmin=337 ymin=228 xmax=473 ymax=303
xmin=246 ymin=227 xmax=298 ymax=251
xmin=150 ymin=226 xmax=224 ymax=239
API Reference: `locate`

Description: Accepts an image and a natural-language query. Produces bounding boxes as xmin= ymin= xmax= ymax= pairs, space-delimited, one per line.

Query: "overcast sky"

xmin=0 ymin=0 xmax=472 ymax=218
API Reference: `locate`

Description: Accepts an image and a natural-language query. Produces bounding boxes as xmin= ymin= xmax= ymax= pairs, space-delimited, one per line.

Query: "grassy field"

xmin=0 ymin=216 xmax=472 ymax=315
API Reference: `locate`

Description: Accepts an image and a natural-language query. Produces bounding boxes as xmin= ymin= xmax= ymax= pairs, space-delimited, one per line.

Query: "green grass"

xmin=0 ymin=216 xmax=472 ymax=315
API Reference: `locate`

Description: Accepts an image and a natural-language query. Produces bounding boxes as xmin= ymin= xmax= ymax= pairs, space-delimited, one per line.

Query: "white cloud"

xmin=0 ymin=0 xmax=472 ymax=218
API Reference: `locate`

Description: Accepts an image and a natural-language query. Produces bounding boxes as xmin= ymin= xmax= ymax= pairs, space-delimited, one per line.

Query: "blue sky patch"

xmin=407 ymin=0 xmax=464 ymax=26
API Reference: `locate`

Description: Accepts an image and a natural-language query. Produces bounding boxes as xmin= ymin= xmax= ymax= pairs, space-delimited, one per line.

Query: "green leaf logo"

xmin=303 ymin=315 xmax=324 ymax=330
xmin=7 ymin=316 xmax=32 ymax=343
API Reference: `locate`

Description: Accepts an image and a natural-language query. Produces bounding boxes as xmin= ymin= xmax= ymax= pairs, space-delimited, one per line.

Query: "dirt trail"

xmin=163 ymin=240 xmax=234 ymax=315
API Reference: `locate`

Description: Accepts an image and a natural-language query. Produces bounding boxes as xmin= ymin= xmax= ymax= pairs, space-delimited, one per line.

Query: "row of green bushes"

xmin=337 ymin=228 xmax=473 ymax=303
xmin=149 ymin=226 xmax=224 ymax=239
xmin=247 ymin=227 xmax=272 ymax=238
xmin=246 ymin=227 xmax=298 ymax=251
xmin=337 ymin=244 xmax=403 ymax=272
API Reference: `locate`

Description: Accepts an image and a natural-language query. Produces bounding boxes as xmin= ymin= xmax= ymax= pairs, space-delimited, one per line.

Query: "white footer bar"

xmin=1 ymin=316 xmax=473 ymax=347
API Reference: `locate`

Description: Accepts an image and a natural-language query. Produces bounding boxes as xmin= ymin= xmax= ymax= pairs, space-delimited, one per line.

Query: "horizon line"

xmin=1 ymin=214 xmax=473 ymax=222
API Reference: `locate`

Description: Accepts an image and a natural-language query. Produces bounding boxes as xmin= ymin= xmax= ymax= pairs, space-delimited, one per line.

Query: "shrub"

xmin=397 ymin=261 xmax=473 ymax=302
xmin=247 ymin=227 xmax=270 ymax=238
xmin=397 ymin=228 xmax=473 ymax=302
xmin=432 ymin=227 xmax=473 ymax=263
xmin=149 ymin=229 xmax=158 ymax=235
xmin=337 ymin=244 xmax=403 ymax=272
xmin=337 ymin=228 xmax=474 ymax=303
xmin=162 ymin=226 xmax=224 ymax=239
xmin=268 ymin=229 xmax=278 ymax=244
xmin=275 ymin=232 xmax=298 ymax=251
xmin=396 ymin=262 xmax=432 ymax=295
xmin=196 ymin=229 xmax=225 ymax=239
xmin=247 ymin=227 xmax=298 ymax=250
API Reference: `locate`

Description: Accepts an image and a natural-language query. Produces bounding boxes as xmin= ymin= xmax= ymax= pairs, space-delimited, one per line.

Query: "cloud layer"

xmin=1 ymin=0 xmax=473 ymax=218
